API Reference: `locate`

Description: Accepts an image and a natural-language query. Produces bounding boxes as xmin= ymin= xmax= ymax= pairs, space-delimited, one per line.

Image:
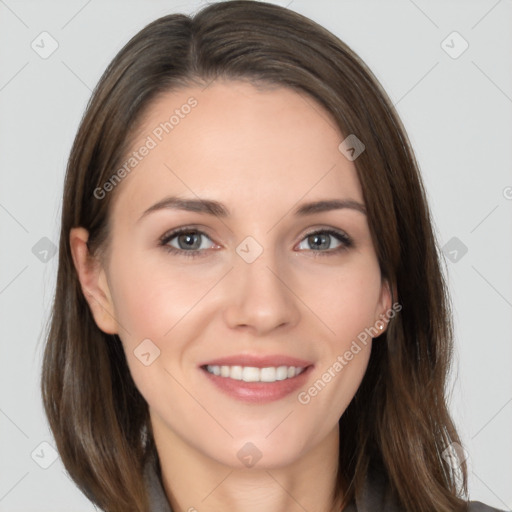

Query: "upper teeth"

xmin=205 ymin=365 xmax=305 ymax=383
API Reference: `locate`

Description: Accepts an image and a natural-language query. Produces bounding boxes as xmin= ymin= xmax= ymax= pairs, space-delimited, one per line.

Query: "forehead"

xmin=110 ymin=79 xmax=363 ymax=222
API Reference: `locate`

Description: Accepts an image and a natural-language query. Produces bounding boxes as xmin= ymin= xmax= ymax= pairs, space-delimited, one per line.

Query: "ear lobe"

xmin=69 ymin=227 xmax=119 ymax=335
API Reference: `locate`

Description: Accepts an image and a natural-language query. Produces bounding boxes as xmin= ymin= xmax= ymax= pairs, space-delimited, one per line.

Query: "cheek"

xmin=301 ymin=256 xmax=383 ymax=344
xmin=108 ymin=250 xmax=213 ymax=342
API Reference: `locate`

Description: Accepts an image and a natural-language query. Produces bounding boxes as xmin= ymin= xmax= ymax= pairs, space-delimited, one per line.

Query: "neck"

xmin=152 ymin=420 xmax=345 ymax=512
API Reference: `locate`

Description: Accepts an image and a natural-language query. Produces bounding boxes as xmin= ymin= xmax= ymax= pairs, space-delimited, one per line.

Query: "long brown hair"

xmin=41 ymin=1 xmax=468 ymax=510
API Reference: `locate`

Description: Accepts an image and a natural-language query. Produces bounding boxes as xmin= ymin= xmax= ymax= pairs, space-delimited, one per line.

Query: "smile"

xmin=205 ymin=364 xmax=306 ymax=383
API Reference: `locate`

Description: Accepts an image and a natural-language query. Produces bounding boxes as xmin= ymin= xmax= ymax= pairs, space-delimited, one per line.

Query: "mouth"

xmin=199 ymin=354 xmax=314 ymax=403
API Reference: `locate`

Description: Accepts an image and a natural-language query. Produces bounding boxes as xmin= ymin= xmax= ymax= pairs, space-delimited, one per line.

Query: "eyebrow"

xmin=137 ymin=196 xmax=366 ymax=222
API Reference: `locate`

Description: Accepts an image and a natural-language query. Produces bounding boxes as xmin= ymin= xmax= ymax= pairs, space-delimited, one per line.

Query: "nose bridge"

xmin=222 ymin=240 xmax=300 ymax=334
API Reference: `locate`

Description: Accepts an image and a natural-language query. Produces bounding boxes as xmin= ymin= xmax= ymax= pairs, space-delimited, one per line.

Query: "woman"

xmin=41 ymin=1 xmax=505 ymax=511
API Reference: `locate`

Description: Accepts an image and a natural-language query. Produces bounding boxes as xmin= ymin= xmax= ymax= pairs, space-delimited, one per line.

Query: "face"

xmin=72 ymin=79 xmax=391 ymax=469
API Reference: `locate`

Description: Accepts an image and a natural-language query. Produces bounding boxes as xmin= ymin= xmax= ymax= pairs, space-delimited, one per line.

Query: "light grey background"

xmin=1 ymin=0 xmax=511 ymax=510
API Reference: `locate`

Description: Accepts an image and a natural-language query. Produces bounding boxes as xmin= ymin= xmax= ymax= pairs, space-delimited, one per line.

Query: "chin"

xmin=201 ymin=433 xmax=315 ymax=470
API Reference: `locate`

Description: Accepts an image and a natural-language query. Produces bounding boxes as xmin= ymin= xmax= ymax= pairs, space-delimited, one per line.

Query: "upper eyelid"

xmin=160 ymin=225 xmax=215 ymax=244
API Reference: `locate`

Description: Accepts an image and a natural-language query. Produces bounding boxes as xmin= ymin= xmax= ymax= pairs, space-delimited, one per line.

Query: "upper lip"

xmin=199 ymin=354 xmax=313 ymax=369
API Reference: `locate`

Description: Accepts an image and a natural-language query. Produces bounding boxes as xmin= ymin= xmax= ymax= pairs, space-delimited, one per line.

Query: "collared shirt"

xmin=144 ymin=455 xmax=505 ymax=512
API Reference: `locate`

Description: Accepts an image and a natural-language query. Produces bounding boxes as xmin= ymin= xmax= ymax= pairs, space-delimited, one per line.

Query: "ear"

xmin=375 ymin=278 xmax=394 ymax=335
xmin=69 ymin=227 xmax=119 ymax=335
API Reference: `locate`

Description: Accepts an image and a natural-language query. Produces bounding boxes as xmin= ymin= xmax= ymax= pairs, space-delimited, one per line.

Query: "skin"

xmin=70 ymin=79 xmax=391 ymax=512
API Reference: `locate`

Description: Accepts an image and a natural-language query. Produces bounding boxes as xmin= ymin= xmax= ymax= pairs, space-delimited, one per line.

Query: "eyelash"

xmin=158 ymin=226 xmax=353 ymax=259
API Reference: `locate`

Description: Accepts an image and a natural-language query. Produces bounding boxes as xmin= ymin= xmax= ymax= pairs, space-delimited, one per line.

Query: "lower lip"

xmin=200 ymin=365 xmax=314 ymax=403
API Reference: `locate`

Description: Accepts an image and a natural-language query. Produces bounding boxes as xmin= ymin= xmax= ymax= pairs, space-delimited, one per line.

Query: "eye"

xmin=159 ymin=227 xmax=217 ymax=258
xmin=296 ymin=229 xmax=353 ymax=255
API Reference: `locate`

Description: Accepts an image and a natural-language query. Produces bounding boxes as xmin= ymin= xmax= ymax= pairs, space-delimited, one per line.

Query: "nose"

xmin=222 ymin=251 xmax=301 ymax=336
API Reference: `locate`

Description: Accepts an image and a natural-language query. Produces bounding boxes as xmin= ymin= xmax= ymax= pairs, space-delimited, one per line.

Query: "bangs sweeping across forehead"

xmin=42 ymin=2 xmax=468 ymax=511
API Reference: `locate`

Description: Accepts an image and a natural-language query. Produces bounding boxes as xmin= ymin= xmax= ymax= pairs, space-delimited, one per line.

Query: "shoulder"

xmin=467 ymin=500 xmax=508 ymax=512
